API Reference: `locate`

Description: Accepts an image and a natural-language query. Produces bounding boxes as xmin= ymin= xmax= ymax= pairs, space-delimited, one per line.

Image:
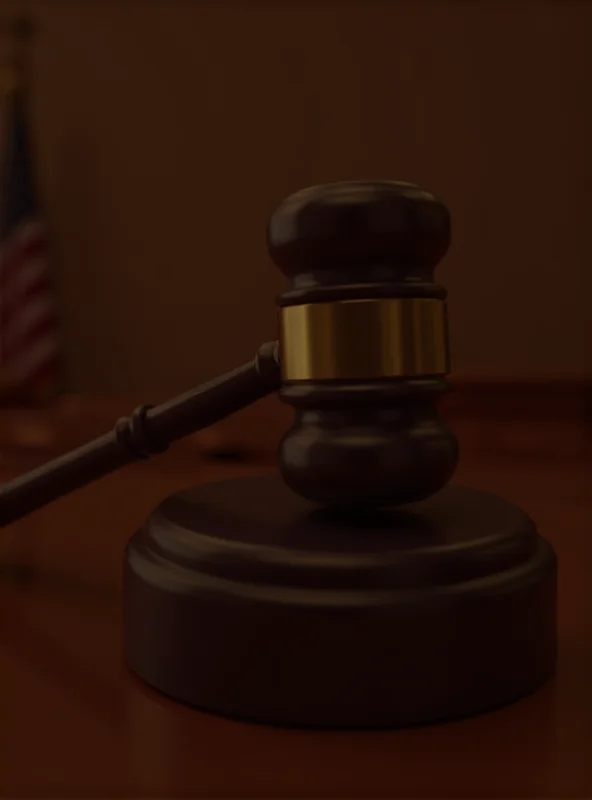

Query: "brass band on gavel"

xmin=279 ymin=298 xmax=449 ymax=382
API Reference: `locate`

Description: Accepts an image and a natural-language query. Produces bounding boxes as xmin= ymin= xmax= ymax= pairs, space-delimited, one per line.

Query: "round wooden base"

xmin=123 ymin=476 xmax=557 ymax=728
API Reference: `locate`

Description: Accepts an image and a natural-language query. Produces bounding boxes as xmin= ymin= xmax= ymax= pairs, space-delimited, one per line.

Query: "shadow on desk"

xmin=0 ymin=378 xmax=590 ymax=796
xmin=1 ymin=374 xmax=586 ymax=463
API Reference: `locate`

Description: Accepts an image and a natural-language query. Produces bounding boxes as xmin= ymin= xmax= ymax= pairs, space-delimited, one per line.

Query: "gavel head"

xmin=267 ymin=180 xmax=459 ymax=508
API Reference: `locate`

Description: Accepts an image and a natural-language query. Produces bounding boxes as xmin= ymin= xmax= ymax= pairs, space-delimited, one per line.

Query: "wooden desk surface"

xmin=0 ymin=410 xmax=591 ymax=798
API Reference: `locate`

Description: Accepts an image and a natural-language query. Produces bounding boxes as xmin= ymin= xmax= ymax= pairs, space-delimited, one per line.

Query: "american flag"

xmin=0 ymin=81 xmax=57 ymax=400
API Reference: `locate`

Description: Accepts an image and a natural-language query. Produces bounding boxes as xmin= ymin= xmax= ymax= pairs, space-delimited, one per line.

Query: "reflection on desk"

xmin=0 ymin=396 xmax=590 ymax=797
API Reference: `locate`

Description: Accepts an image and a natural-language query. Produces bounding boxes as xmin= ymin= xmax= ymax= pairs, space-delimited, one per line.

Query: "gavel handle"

xmin=0 ymin=341 xmax=281 ymax=528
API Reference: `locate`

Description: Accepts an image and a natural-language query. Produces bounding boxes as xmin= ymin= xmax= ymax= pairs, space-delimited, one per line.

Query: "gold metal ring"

xmin=280 ymin=298 xmax=449 ymax=381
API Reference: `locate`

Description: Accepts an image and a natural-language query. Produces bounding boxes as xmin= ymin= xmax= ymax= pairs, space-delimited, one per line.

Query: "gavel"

xmin=0 ymin=181 xmax=456 ymax=521
xmin=0 ymin=181 xmax=556 ymax=729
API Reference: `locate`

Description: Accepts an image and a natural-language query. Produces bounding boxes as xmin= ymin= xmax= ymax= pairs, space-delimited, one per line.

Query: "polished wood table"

xmin=0 ymin=406 xmax=591 ymax=798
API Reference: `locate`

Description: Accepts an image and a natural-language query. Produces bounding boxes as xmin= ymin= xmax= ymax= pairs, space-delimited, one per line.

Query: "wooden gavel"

xmin=0 ymin=341 xmax=281 ymax=527
xmin=0 ymin=180 xmax=555 ymax=732
xmin=0 ymin=181 xmax=458 ymax=525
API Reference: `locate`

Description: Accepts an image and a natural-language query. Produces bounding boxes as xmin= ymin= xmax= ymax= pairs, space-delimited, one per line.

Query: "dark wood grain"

xmin=0 ymin=399 xmax=590 ymax=796
xmin=124 ymin=476 xmax=555 ymax=728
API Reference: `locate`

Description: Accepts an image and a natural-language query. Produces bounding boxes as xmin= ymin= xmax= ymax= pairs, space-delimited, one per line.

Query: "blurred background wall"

xmin=2 ymin=0 xmax=591 ymax=394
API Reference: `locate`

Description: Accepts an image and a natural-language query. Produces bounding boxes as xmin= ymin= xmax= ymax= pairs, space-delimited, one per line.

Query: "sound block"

xmin=123 ymin=476 xmax=556 ymax=728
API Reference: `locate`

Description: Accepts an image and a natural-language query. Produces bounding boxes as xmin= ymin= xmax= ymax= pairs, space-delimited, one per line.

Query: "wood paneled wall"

xmin=2 ymin=1 xmax=591 ymax=393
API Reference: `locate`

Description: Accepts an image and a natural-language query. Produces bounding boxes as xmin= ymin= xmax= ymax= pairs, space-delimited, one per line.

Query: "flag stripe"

xmin=0 ymin=225 xmax=46 ymax=280
xmin=8 ymin=336 xmax=58 ymax=382
xmin=1 ymin=299 xmax=53 ymax=347
xmin=2 ymin=296 xmax=54 ymax=353
xmin=0 ymin=258 xmax=50 ymax=307
xmin=0 ymin=86 xmax=57 ymax=395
